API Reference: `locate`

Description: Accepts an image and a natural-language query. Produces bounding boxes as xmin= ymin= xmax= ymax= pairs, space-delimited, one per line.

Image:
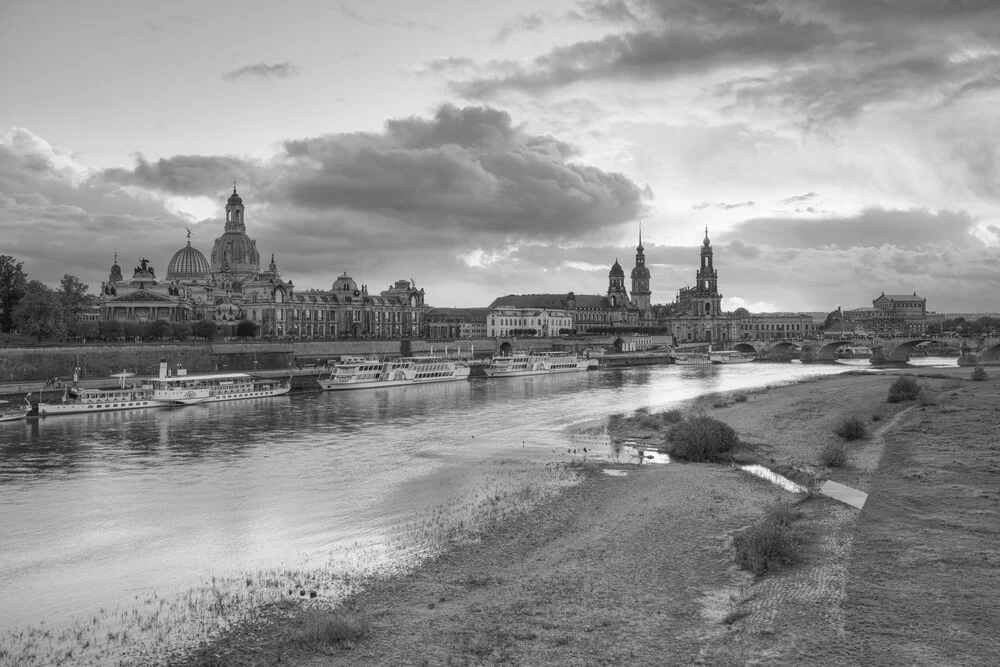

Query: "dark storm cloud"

xmin=222 ymin=62 xmax=301 ymax=81
xmin=718 ymin=208 xmax=980 ymax=250
xmin=276 ymin=104 xmax=646 ymax=241
xmin=101 ymin=155 xmax=263 ymax=198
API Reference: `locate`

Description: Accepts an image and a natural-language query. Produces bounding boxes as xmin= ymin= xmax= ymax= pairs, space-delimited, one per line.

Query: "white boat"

xmin=317 ymin=356 xmax=471 ymax=391
xmin=672 ymin=353 xmax=712 ymax=366
xmin=37 ymin=384 xmax=169 ymax=416
xmin=0 ymin=396 xmax=32 ymax=422
xmin=149 ymin=361 xmax=291 ymax=405
xmin=710 ymin=350 xmax=756 ymax=364
xmin=483 ymin=351 xmax=591 ymax=378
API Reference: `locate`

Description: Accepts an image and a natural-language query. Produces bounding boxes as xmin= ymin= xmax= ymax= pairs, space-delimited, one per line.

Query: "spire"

xmin=637 ymin=221 xmax=644 ymax=252
xmin=233 ymin=181 xmax=237 ymax=196
xmin=703 ymin=225 xmax=711 ymax=247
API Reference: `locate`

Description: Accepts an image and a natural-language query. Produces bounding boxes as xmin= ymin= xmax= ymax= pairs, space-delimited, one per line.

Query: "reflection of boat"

xmin=484 ymin=351 xmax=591 ymax=377
xmin=317 ymin=356 xmax=471 ymax=390
xmin=0 ymin=396 xmax=32 ymax=422
xmin=150 ymin=361 xmax=291 ymax=405
xmin=710 ymin=351 xmax=756 ymax=364
xmin=37 ymin=385 xmax=168 ymax=416
xmin=836 ymin=345 xmax=872 ymax=359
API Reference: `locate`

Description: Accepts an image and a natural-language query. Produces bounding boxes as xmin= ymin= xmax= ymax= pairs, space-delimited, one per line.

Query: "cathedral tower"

xmin=694 ymin=227 xmax=721 ymax=315
xmin=607 ymin=258 xmax=629 ymax=307
xmin=630 ymin=223 xmax=651 ymax=314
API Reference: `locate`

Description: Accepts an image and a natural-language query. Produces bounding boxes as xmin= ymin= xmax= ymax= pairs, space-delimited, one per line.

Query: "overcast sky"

xmin=2 ymin=0 xmax=999 ymax=313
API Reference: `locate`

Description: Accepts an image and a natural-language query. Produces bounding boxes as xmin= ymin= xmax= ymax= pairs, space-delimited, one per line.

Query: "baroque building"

xmin=100 ymin=186 xmax=427 ymax=338
xmin=657 ymin=228 xmax=737 ymax=343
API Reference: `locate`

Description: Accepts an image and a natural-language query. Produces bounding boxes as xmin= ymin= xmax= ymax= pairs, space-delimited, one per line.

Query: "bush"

xmin=733 ymin=393 xmax=749 ymax=403
xmin=733 ymin=503 xmax=805 ymax=575
xmin=887 ymin=375 xmax=920 ymax=403
xmin=636 ymin=414 xmax=661 ymax=429
xmin=664 ymin=414 xmax=740 ymax=462
xmin=819 ymin=441 xmax=848 ymax=468
xmin=660 ymin=408 xmax=685 ymax=423
xmin=971 ymin=366 xmax=988 ymax=381
xmin=833 ymin=416 xmax=867 ymax=441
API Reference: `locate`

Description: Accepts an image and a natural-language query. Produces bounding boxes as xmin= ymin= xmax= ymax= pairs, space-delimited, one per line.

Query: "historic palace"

xmin=99 ymin=187 xmax=427 ymax=338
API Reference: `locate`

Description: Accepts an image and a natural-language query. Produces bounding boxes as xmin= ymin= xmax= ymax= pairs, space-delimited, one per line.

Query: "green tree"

xmin=99 ymin=319 xmax=124 ymax=341
xmin=236 ymin=320 xmax=258 ymax=339
xmin=0 ymin=255 xmax=28 ymax=333
xmin=58 ymin=274 xmax=91 ymax=322
xmin=147 ymin=319 xmax=172 ymax=340
xmin=823 ymin=310 xmax=840 ymax=331
xmin=172 ymin=321 xmax=192 ymax=341
xmin=192 ymin=320 xmax=217 ymax=341
xmin=12 ymin=280 xmax=64 ymax=342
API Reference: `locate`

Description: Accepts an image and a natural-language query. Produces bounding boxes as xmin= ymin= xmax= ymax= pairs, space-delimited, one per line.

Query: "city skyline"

xmin=3 ymin=1 xmax=999 ymax=313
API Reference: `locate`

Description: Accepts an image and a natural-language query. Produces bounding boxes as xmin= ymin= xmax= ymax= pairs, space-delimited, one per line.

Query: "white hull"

xmin=710 ymin=352 xmax=756 ymax=365
xmin=37 ymin=398 xmax=169 ymax=416
xmin=483 ymin=364 xmax=589 ymax=377
xmin=154 ymin=384 xmax=291 ymax=405
xmin=484 ymin=352 xmax=591 ymax=378
xmin=673 ymin=355 xmax=712 ymax=366
xmin=319 ymin=371 xmax=470 ymax=391
xmin=0 ymin=410 xmax=30 ymax=422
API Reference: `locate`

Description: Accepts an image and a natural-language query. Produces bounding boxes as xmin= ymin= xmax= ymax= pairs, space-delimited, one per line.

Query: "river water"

xmin=0 ymin=359 xmax=955 ymax=638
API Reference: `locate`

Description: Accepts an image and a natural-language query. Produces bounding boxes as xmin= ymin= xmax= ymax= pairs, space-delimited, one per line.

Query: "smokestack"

xmin=159 ymin=358 xmax=167 ymax=380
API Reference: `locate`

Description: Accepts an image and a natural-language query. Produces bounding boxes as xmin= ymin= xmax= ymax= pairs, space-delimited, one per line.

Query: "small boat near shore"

xmin=317 ymin=356 xmax=470 ymax=390
xmin=0 ymin=396 xmax=32 ymax=422
xmin=710 ymin=350 xmax=756 ymax=364
xmin=483 ymin=351 xmax=593 ymax=378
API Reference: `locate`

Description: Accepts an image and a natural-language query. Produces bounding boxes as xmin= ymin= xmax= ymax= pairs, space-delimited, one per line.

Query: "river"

xmin=0 ymin=359 xmax=955 ymax=644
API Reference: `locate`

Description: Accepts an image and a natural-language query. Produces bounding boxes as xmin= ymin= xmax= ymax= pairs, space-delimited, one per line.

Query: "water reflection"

xmin=1 ymin=362 xmax=855 ymax=631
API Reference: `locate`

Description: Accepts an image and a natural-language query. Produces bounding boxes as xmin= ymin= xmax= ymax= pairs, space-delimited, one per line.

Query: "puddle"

xmin=739 ymin=464 xmax=806 ymax=493
xmin=622 ymin=443 xmax=671 ymax=465
xmin=602 ymin=469 xmax=628 ymax=477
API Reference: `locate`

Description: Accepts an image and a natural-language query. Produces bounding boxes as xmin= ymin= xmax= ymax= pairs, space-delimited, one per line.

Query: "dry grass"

xmin=732 ymin=502 xmax=806 ymax=576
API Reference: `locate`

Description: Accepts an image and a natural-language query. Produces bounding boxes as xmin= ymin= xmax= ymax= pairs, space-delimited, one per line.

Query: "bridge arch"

xmin=498 ymin=341 xmax=513 ymax=356
xmin=733 ymin=342 xmax=757 ymax=354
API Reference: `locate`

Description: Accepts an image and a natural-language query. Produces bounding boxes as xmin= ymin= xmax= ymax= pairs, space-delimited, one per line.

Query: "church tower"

xmin=694 ymin=227 xmax=722 ymax=315
xmin=630 ymin=223 xmax=651 ymax=315
xmin=607 ymin=258 xmax=629 ymax=307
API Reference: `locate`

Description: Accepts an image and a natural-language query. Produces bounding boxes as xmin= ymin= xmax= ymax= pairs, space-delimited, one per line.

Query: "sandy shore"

xmin=173 ymin=366 xmax=999 ymax=666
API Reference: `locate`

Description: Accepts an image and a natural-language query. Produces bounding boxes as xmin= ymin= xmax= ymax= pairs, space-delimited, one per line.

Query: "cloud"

xmin=337 ymin=1 xmax=438 ymax=31
xmin=780 ymin=192 xmax=819 ymax=205
xmin=222 ymin=62 xmax=301 ymax=81
xmin=493 ymin=13 xmax=548 ymax=43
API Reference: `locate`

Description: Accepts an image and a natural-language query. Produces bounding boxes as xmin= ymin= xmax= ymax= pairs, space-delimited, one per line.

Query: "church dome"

xmin=210 ymin=231 xmax=260 ymax=273
xmin=167 ymin=240 xmax=211 ymax=281
xmin=609 ymin=259 xmax=625 ymax=278
xmin=228 ymin=186 xmax=243 ymax=206
xmin=631 ymin=264 xmax=650 ymax=279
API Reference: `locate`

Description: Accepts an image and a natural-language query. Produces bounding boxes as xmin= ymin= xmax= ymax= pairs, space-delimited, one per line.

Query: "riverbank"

xmin=166 ymin=365 xmax=998 ymax=666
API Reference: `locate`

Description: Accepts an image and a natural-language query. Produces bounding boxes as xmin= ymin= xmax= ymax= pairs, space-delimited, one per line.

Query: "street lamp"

xmin=73 ymin=351 xmax=86 ymax=383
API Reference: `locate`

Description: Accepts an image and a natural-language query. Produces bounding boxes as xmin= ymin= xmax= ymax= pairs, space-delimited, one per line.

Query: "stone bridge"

xmin=731 ymin=336 xmax=1000 ymax=364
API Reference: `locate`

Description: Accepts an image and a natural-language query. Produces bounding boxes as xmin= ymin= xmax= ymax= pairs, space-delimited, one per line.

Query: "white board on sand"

xmin=820 ymin=480 xmax=868 ymax=509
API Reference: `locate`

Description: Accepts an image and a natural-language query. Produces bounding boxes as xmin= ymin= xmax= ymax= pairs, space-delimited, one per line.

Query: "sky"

xmin=2 ymin=0 xmax=999 ymax=313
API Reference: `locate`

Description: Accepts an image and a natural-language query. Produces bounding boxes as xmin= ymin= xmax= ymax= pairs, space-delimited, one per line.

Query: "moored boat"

xmin=149 ymin=361 xmax=291 ymax=405
xmin=710 ymin=350 xmax=756 ymax=364
xmin=0 ymin=396 xmax=32 ymax=422
xmin=37 ymin=384 xmax=168 ymax=416
xmin=483 ymin=351 xmax=591 ymax=378
xmin=671 ymin=353 xmax=712 ymax=366
xmin=317 ymin=356 xmax=471 ymax=391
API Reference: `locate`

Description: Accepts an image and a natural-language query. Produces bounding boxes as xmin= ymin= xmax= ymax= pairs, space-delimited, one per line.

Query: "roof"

xmin=488 ymin=294 xmax=617 ymax=310
xmin=875 ymin=293 xmax=926 ymax=302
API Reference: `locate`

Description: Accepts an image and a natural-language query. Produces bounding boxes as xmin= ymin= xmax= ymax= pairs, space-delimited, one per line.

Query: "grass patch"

xmin=292 ymin=610 xmax=370 ymax=649
xmin=664 ymin=414 xmax=740 ymax=462
xmin=971 ymin=366 xmax=988 ymax=381
xmin=833 ymin=416 xmax=867 ymax=441
xmin=636 ymin=414 xmax=662 ymax=429
xmin=733 ymin=502 xmax=806 ymax=576
xmin=887 ymin=375 xmax=920 ymax=403
xmin=819 ymin=441 xmax=848 ymax=468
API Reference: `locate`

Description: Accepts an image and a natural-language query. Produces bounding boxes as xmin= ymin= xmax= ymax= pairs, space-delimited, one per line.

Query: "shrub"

xmin=917 ymin=390 xmax=937 ymax=407
xmin=713 ymin=399 xmax=732 ymax=409
xmin=660 ymin=408 xmax=685 ymax=423
xmin=664 ymin=414 xmax=740 ymax=462
xmin=871 ymin=412 xmax=883 ymax=422
xmin=733 ymin=503 xmax=805 ymax=575
xmin=819 ymin=441 xmax=848 ymax=468
xmin=971 ymin=366 xmax=988 ymax=381
xmin=293 ymin=611 xmax=370 ymax=649
xmin=887 ymin=375 xmax=920 ymax=403
xmin=733 ymin=393 xmax=749 ymax=403
xmin=636 ymin=414 xmax=661 ymax=429
xmin=833 ymin=416 xmax=867 ymax=441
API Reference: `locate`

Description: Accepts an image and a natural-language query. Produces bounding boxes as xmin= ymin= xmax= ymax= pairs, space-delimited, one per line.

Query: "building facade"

xmin=734 ymin=310 xmax=817 ymax=340
xmin=424 ymin=307 xmax=489 ymax=338
xmin=657 ymin=229 xmax=737 ymax=343
xmin=100 ymin=187 xmax=428 ymax=338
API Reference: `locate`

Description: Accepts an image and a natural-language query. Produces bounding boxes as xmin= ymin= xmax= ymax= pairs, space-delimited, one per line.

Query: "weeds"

xmin=833 ymin=416 xmax=867 ymax=441
xmin=664 ymin=414 xmax=740 ymax=462
xmin=971 ymin=366 xmax=988 ymax=381
xmin=292 ymin=610 xmax=370 ymax=649
xmin=733 ymin=393 xmax=749 ymax=403
xmin=733 ymin=502 xmax=805 ymax=575
xmin=660 ymin=409 xmax=685 ymax=423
